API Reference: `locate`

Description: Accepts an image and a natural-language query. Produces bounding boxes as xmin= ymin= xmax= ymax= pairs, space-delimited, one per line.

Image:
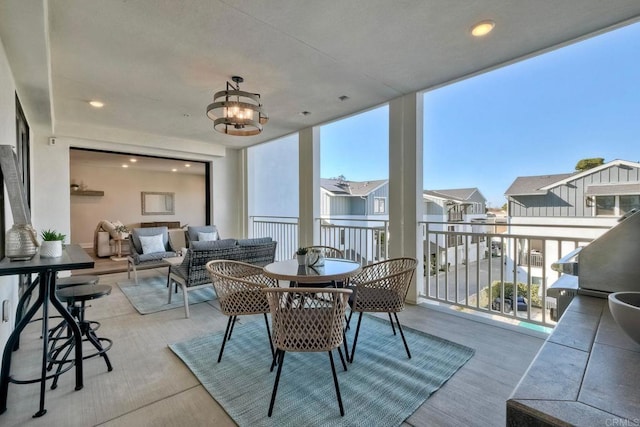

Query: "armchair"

xmin=186 ymin=225 xmax=220 ymax=247
xmin=126 ymin=227 xmax=177 ymax=284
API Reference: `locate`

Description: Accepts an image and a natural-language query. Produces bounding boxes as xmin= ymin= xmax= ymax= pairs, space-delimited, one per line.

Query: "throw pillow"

xmin=139 ymin=234 xmax=165 ymax=254
xmin=198 ymin=231 xmax=218 ymax=241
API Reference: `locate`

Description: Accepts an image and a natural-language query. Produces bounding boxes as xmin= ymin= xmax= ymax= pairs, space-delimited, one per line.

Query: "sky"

xmin=320 ymin=21 xmax=640 ymax=208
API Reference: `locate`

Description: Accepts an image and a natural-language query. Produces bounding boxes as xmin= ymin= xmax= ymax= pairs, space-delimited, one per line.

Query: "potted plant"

xmin=295 ymin=247 xmax=308 ymax=266
xmin=40 ymin=229 xmax=66 ymax=258
xmin=115 ymin=224 xmax=130 ymax=239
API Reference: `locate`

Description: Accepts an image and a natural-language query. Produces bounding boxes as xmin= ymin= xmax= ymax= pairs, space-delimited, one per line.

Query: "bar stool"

xmin=48 ymin=284 xmax=113 ymax=389
xmin=56 ymin=274 xmax=99 ymax=289
xmin=46 ymin=275 xmax=101 ymax=353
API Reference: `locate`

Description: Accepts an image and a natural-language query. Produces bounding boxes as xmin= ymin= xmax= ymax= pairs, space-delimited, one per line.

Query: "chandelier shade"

xmin=206 ymin=76 xmax=268 ymax=136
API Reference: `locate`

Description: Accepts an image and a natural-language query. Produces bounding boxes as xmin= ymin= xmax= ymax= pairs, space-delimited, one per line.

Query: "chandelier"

xmin=206 ymin=76 xmax=268 ymax=136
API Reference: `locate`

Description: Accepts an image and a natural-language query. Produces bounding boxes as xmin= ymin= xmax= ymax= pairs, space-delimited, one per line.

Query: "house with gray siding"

xmin=320 ymin=179 xmax=491 ymax=264
xmin=505 ymin=159 xmax=640 ymax=226
xmin=320 ymin=178 xmax=389 ymax=217
xmin=503 ymin=159 xmax=640 ymax=305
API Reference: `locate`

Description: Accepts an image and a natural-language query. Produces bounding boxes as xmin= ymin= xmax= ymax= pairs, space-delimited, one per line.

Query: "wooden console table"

xmin=0 ymin=245 xmax=94 ymax=417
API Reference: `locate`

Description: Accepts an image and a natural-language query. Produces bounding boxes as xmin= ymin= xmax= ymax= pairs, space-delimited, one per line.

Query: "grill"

xmin=548 ymin=208 xmax=640 ymax=320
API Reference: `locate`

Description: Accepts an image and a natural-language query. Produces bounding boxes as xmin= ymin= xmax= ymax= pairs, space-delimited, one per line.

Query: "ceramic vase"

xmin=5 ymin=224 xmax=39 ymax=261
xmin=40 ymin=240 xmax=63 ymax=258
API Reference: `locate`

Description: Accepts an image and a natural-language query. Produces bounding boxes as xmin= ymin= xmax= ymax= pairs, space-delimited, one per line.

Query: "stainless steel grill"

xmin=549 ymin=209 xmax=640 ymax=319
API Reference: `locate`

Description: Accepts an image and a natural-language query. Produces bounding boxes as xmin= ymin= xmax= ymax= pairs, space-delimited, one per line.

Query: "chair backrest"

xmin=206 ymin=260 xmax=276 ymax=316
xmin=350 ymin=257 xmax=417 ymax=312
xmin=263 ymin=287 xmax=352 ymax=352
xmin=294 ymin=245 xmax=344 ymax=259
xmin=130 ymin=226 xmax=170 ymax=255
xmin=186 ymin=225 xmax=220 ymax=246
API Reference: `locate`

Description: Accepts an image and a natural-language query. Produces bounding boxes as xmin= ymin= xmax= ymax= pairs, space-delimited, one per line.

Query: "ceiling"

xmin=69 ymin=148 xmax=206 ymax=176
xmin=2 ymin=1 xmax=640 ymax=150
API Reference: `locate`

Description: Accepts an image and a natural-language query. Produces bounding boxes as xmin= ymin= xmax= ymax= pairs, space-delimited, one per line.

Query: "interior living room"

xmin=69 ymin=148 xmax=208 ymax=271
xmin=1 ymin=1 xmax=639 ymax=426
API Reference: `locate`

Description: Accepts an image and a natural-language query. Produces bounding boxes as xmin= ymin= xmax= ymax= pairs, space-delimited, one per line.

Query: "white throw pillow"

xmin=139 ymin=234 xmax=165 ymax=254
xmin=198 ymin=231 xmax=218 ymax=241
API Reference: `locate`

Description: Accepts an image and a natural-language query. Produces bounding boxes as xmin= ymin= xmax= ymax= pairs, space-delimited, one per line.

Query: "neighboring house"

xmin=423 ymin=188 xmax=489 ymax=268
xmin=505 ymin=159 xmax=640 ymax=235
xmin=320 ymin=177 xmax=389 ymax=217
xmin=320 ymin=180 xmax=491 ymax=265
xmin=504 ymin=159 xmax=640 ymax=301
xmin=320 ymin=178 xmax=390 ymax=263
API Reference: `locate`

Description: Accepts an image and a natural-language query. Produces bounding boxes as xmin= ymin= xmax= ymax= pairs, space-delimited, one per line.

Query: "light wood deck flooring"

xmin=1 ymin=268 xmax=545 ymax=427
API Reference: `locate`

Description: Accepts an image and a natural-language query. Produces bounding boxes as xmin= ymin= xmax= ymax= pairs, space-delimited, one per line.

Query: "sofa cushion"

xmin=139 ymin=234 xmax=166 ymax=254
xmin=191 ymin=238 xmax=237 ymax=250
xmin=237 ymin=237 xmax=273 ymax=246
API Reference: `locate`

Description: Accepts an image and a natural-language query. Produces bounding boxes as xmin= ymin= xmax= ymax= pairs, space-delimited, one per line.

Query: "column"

xmin=298 ymin=126 xmax=320 ymax=247
xmin=389 ymin=92 xmax=424 ymax=304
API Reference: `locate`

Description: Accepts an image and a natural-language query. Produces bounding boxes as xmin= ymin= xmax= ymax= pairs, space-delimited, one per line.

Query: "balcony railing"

xmin=249 ymin=216 xmax=298 ymax=261
xmin=250 ymin=215 xmax=609 ymax=327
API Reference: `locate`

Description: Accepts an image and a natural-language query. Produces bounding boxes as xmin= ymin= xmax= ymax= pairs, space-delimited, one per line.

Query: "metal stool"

xmin=56 ymin=275 xmax=99 ymax=289
xmin=46 ymin=275 xmax=101 ymax=353
xmin=48 ymin=284 xmax=113 ymax=389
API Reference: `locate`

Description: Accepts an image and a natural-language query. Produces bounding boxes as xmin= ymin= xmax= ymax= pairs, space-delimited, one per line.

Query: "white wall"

xmin=247 ymin=135 xmax=299 ymax=217
xmin=0 ymin=35 xmax=18 ymax=356
xmin=70 ymin=163 xmax=206 ymax=246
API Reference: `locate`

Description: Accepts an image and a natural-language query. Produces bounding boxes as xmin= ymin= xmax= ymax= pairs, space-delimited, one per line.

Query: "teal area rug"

xmin=169 ymin=315 xmax=474 ymax=426
xmin=117 ymin=275 xmax=216 ymax=314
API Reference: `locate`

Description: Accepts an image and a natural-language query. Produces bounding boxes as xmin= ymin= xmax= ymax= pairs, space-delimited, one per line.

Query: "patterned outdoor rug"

xmin=117 ymin=275 xmax=216 ymax=315
xmin=169 ymin=314 xmax=474 ymax=426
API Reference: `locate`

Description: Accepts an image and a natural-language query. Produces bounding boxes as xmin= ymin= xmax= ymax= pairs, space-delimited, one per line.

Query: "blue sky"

xmin=321 ymin=21 xmax=640 ymax=207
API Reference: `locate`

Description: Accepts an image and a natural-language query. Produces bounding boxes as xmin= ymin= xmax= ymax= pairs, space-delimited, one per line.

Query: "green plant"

xmin=41 ymin=229 xmax=66 ymax=241
xmin=484 ymin=281 xmax=542 ymax=308
xmin=115 ymin=225 xmax=129 ymax=233
xmin=296 ymin=247 xmax=308 ymax=255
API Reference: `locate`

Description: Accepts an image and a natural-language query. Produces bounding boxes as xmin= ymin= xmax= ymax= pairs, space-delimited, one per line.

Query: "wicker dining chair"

xmin=346 ymin=257 xmax=417 ymax=363
xmin=206 ymin=260 xmax=278 ymax=363
xmin=302 ymin=245 xmax=344 ymax=259
xmin=263 ymin=287 xmax=352 ymax=417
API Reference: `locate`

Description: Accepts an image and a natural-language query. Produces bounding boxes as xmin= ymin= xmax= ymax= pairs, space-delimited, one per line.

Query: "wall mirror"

xmin=141 ymin=192 xmax=175 ymax=215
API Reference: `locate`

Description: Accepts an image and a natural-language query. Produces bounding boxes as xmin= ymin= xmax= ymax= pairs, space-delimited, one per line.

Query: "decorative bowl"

xmin=608 ymin=292 xmax=640 ymax=345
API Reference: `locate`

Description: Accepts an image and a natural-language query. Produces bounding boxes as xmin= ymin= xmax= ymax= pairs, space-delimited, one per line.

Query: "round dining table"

xmin=263 ymin=258 xmax=362 ymax=286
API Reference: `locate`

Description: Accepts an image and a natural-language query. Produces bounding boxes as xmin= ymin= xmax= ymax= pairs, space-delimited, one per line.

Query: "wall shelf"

xmin=71 ymin=190 xmax=104 ymax=196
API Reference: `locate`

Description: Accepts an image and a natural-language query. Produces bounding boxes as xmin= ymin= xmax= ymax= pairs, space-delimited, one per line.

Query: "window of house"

xmin=620 ymin=195 xmax=640 ymax=216
xmin=374 ymin=197 xmax=386 ymax=214
xmin=595 ymin=196 xmax=615 ymax=216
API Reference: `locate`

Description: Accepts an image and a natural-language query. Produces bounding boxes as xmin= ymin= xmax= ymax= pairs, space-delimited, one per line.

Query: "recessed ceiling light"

xmin=299 ymin=111 xmax=311 ymax=116
xmin=89 ymin=100 xmax=104 ymax=108
xmin=129 ymin=158 xmax=137 ymax=163
xmin=338 ymin=95 xmax=349 ymax=102
xmin=121 ymin=164 xmax=128 ymax=168
xmin=471 ymin=20 xmax=495 ymax=37
xmin=171 ymin=168 xmax=177 ymax=172
xmin=185 ymin=163 xmax=191 ymax=168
